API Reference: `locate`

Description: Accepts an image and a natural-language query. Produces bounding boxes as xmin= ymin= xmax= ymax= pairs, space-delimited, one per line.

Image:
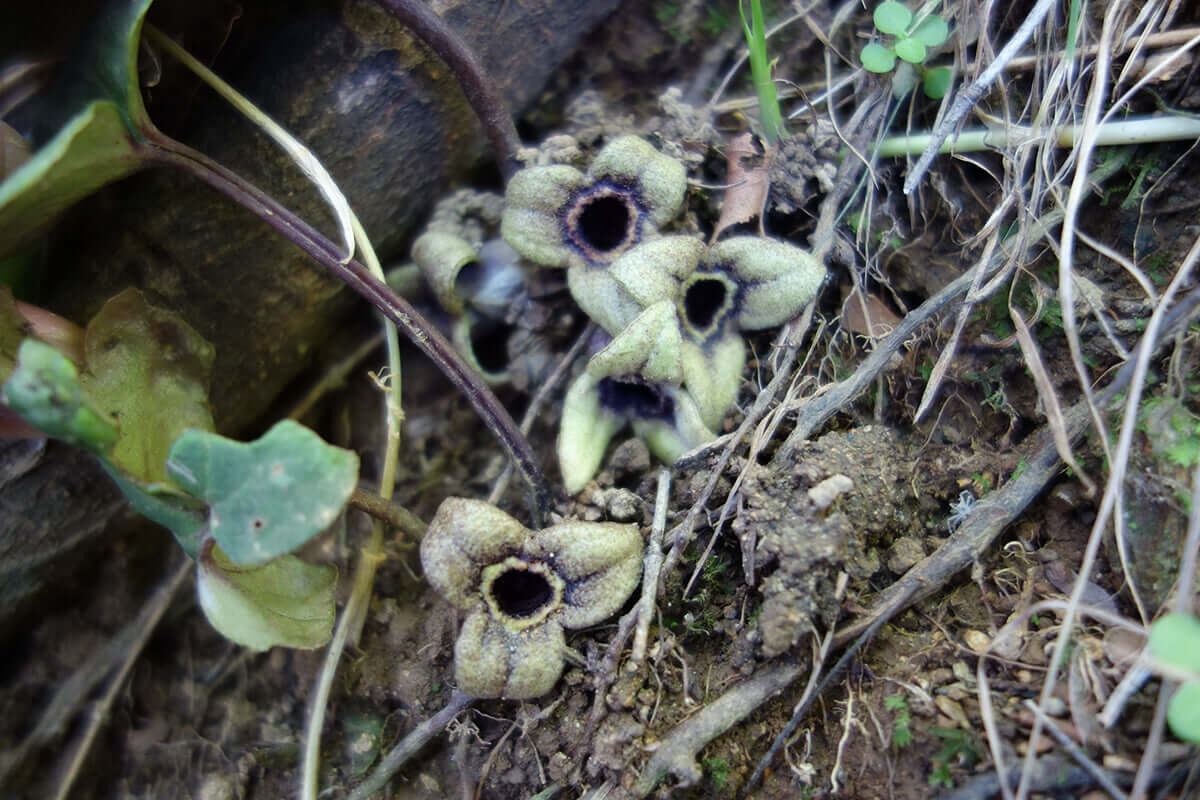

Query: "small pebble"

xmin=886 ymin=537 xmax=925 ymax=573
xmin=602 ymin=488 xmax=641 ymax=522
xmin=807 ymin=474 xmax=853 ymax=509
xmin=963 ymin=629 xmax=991 ymax=653
xmin=935 ymin=696 xmax=969 ymax=728
xmin=608 ymin=438 xmax=651 ymax=477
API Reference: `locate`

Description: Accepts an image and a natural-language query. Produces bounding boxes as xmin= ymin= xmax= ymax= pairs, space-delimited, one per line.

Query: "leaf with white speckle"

xmin=167 ymin=420 xmax=358 ymax=564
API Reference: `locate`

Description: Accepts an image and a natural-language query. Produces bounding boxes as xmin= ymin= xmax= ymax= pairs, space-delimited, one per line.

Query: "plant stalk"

xmin=136 ymin=131 xmax=556 ymax=522
xmin=878 ymin=114 xmax=1200 ymax=158
xmin=740 ymin=0 xmax=784 ymax=143
xmin=373 ymin=0 xmax=523 ymax=180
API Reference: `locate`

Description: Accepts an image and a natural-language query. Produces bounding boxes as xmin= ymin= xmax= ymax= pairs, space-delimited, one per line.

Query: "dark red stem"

xmin=138 ymin=130 xmax=556 ymax=524
xmin=373 ymin=0 xmax=523 ymax=181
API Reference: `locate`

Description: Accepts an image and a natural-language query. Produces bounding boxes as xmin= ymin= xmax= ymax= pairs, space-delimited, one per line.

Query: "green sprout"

xmin=860 ymin=2 xmax=952 ymax=99
xmin=704 ymin=757 xmax=732 ymax=792
xmin=885 ymin=693 xmax=913 ymax=747
xmin=927 ymin=726 xmax=981 ymax=788
xmin=739 ymin=0 xmax=784 ymax=143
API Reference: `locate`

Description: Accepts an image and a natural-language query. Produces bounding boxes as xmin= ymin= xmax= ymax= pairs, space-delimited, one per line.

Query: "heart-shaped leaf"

xmin=167 ymin=420 xmax=359 ymax=564
xmin=923 ymin=66 xmax=953 ymax=100
xmin=894 ymin=37 xmax=928 ymax=64
xmin=197 ymin=544 xmax=336 ymax=651
xmin=0 ymin=0 xmax=153 ymax=258
xmin=82 ymin=288 xmax=215 ymax=483
xmin=912 ymin=14 xmax=950 ymax=48
xmin=861 ymin=42 xmax=898 ymax=74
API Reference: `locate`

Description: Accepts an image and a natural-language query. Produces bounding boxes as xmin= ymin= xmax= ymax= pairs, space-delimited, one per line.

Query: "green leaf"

xmin=167 ymin=420 xmax=359 ymax=565
xmin=861 ymin=42 xmax=898 ymax=73
xmin=895 ymin=37 xmax=928 ymax=64
xmin=1167 ymin=682 xmax=1200 ymax=743
xmin=923 ymin=66 xmax=953 ymax=99
xmin=1150 ymin=613 xmax=1200 ymax=673
xmin=100 ymin=462 xmax=208 ymax=557
xmin=873 ymin=2 xmax=912 ymax=36
xmin=912 ymin=14 xmax=950 ymax=47
xmin=2 ymin=339 xmax=118 ymax=452
xmin=0 ymin=0 xmax=154 ymax=257
xmin=82 ymin=288 xmax=214 ymax=483
xmin=196 ymin=544 xmax=337 ymax=651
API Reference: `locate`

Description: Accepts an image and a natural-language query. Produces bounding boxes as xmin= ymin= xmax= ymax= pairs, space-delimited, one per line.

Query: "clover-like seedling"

xmin=860 ymin=2 xmax=952 ymax=99
xmin=420 ymin=497 xmax=643 ymax=699
xmin=1149 ymin=612 xmax=1200 ymax=744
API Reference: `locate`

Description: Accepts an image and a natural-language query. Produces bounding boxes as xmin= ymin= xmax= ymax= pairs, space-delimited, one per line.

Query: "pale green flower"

xmin=557 ymin=369 xmax=716 ymax=493
xmin=420 ymin=498 xmax=643 ymax=699
xmin=500 ymin=136 xmax=687 ymax=269
xmin=412 ymin=232 xmax=526 ymax=384
xmin=571 ymin=234 xmax=826 ymax=430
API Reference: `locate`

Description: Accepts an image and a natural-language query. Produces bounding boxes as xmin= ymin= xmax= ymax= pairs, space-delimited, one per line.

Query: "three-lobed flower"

xmin=419 ymin=497 xmax=643 ymax=699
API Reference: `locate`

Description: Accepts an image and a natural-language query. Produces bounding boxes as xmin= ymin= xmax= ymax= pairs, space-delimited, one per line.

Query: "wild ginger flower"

xmin=557 ymin=234 xmax=826 ymax=491
xmin=411 ymin=232 xmax=527 ymax=383
xmin=419 ymin=498 xmax=643 ymax=699
xmin=500 ymin=136 xmax=687 ymax=269
xmin=558 ymin=365 xmax=717 ymax=494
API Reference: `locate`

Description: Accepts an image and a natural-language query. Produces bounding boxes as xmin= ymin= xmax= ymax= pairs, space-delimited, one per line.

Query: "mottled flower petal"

xmin=420 ymin=498 xmax=530 ymax=609
xmin=411 ymin=231 xmax=478 ymax=315
xmin=454 ymin=608 xmax=565 ymax=699
xmin=588 ymin=136 xmax=688 ymax=227
xmin=608 ymin=235 xmax=704 ymax=308
xmin=501 ymin=165 xmax=588 ymax=267
xmin=680 ymin=333 xmax=745 ymax=430
xmin=558 ymin=371 xmax=625 ymax=493
xmin=524 ymin=521 xmax=643 ymax=629
xmin=567 ymin=264 xmax=642 ymax=335
xmin=708 ymin=236 xmax=826 ymax=329
xmin=632 ymin=387 xmax=717 ymax=464
xmin=586 ymin=300 xmax=683 ymax=384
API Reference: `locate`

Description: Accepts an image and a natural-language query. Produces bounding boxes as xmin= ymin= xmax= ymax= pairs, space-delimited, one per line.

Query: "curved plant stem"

xmin=135 ymin=131 xmax=557 ymax=523
xmin=348 ymin=486 xmax=427 ymax=539
xmin=373 ymin=0 xmax=523 ymax=181
xmin=138 ymin=37 xmax=419 ymax=796
xmin=878 ymin=114 xmax=1200 ymax=158
xmin=300 ymin=211 xmax=402 ymax=800
xmin=143 ymin=25 xmax=356 ymax=264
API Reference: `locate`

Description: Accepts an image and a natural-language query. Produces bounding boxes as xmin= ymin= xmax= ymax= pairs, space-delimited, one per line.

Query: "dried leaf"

xmin=841 ymin=285 xmax=902 ymax=339
xmin=712 ymin=132 xmax=770 ymax=242
xmin=1010 ymin=299 xmax=1094 ymax=494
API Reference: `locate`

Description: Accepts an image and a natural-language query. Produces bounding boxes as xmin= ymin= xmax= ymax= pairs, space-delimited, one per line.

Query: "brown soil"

xmin=4 ymin=1 xmax=1200 ymax=800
